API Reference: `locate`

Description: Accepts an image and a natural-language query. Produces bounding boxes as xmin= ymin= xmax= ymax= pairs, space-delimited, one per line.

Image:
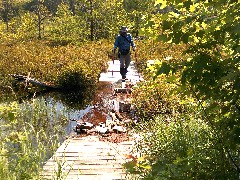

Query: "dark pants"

xmin=119 ymin=53 xmax=130 ymax=79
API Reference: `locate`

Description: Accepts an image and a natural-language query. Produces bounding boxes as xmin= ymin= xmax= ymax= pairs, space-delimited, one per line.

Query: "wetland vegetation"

xmin=0 ymin=0 xmax=239 ymax=179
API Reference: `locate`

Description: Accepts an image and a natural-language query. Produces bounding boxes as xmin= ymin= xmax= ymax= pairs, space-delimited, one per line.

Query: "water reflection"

xmin=0 ymin=81 xmax=114 ymax=135
xmin=44 ymin=96 xmax=93 ymax=135
xmin=49 ymin=90 xmax=94 ymax=110
xmin=0 ymin=85 xmax=95 ymax=136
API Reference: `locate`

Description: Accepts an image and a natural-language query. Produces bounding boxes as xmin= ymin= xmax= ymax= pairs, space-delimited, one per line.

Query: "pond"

xmin=0 ymin=81 xmax=114 ymax=165
xmin=46 ymin=81 xmax=115 ymax=136
xmin=0 ymin=81 xmax=114 ymax=136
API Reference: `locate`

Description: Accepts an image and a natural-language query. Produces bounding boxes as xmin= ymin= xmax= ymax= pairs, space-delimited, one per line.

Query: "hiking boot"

xmin=120 ymin=67 xmax=126 ymax=79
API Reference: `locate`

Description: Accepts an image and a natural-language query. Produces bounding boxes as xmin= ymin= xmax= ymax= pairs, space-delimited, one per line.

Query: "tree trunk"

xmin=38 ymin=12 xmax=41 ymax=39
xmin=90 ymin=0 xmax=93 ymax=41
xmin=3 ymin=0 xmax=9 ymax=31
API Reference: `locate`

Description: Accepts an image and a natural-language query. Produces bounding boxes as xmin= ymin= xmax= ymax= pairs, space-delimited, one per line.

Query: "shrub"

xmin=0 ymin=40 xmax=110 ymax=90
xmin=128 ymin=114 xmax=238 ymax=179
xmin=132 ymin=76 xmax=186 ymax=120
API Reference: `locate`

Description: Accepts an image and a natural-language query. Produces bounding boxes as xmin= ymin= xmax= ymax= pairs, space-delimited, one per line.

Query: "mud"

xmin=72 ymin=81 xmax=135 ymax=143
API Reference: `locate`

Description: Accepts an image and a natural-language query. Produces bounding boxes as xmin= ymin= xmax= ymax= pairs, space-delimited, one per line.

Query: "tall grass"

xmin=0 ymin=97 xmax=69 ymax=179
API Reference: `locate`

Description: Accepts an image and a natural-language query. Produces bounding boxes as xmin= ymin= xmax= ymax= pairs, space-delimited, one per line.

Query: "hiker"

xmin=113 ymin=26 xmax=136 ymax=79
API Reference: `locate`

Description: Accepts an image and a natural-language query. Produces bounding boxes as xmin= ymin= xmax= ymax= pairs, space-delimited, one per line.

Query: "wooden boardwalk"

xmin=42 ymin=136 xmax=134 ymax=179
xmin=42 ymin=59 xmax=141 ymax=179
xmin=99 ymin=60 xmax=143 ymax=83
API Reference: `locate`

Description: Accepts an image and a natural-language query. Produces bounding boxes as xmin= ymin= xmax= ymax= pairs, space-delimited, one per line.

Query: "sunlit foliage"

xmin=128 ymin=0 xmax=240 ymax=178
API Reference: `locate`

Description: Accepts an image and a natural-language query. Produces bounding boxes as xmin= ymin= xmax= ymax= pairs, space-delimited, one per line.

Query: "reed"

xmin=0 ymin=97 xmax=70 ymax=179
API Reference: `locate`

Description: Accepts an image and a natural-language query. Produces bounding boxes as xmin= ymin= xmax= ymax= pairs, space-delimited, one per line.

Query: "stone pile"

xmin=73 ymin=81 xmax=137 ymax=140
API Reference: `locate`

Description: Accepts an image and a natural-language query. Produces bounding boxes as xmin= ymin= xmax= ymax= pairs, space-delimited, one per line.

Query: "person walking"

xmin=113 ymin=26 xmax=136 ymax=80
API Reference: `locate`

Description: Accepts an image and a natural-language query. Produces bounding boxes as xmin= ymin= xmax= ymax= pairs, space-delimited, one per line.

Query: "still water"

xmin=0 ymin=81 xmax=113 ymax=137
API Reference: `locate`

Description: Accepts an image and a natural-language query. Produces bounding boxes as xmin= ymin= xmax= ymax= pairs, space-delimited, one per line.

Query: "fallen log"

xmin=10 ymin=74 xmax=59 ymax=90
xmin=114 ymin=88 xmax=132 ymax=94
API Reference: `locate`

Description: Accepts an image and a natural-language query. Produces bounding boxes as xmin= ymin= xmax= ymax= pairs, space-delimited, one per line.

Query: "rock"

xmin=99 ymin=127 xmax=109 ymax=134
xmin=96 ymin=123 xmax=109 ymax=134
xmin=73 ymin=121 xmax=94 ymax=134
xmin=98 ymin=122 xmax=105 ymax=127
xmin=87 ymin=129 xmax=97 ymax=135
xmin=114 ymin=111 xmax=123 ymax=121
xmin=108 ymin=129 xmax=114 ymax=133
xmin=113 ymin=125 xmax=126 ymax=133
xmin=123 ymin=119 xmax=132 ymax=124
xmin=119 ymin=101 xmax=131 ymax=112
xmin=74 ymin=124 xmax=84 ymax=134
xmin=114 ymin=88 xmax=131 ymax=94
xmin=109 ymin=112 xmax=117 ymax=120
xmin=112 ymin=100 xmax=119 ymax=112
xmin=83 ymin=122 xmax=94 ymax=129
xmin=106 ymin=119 xmax=115 ymax=129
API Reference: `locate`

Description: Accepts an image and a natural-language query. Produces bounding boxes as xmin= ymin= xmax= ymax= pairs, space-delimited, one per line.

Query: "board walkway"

xmin=99 ymin=60 xmax=143 ymax=83
xmin=42 ymin=136 xmax=134 ymax=179
xmin=42 ymin=59 xmax=142 ymax=179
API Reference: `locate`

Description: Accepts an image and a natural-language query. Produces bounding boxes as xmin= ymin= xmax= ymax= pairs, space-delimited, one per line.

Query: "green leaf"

xmin=196 ymin=30 xmax=205 ymax=38
xmin=173 ymin=31 xmax=183 ymax=44
xmin=162 ymin=20 xmax=172 ymax=31
xmin=173 ymin=21 xmax=184 ymax=31
xmin=138 ymin=163 xmax=152 ymax=170
xmin=8 ymin=112 xmax=15 ymax=121
xmin=182 ymin=33 xmax=189 ymax=43
xmin=146 ymin=20 xmax=155 ymax=28
xmin=166 ymin=75 xmax=177 ymax=83
xmin=183 ymin=0 xmax=193 ymax=9
xmin=157 ymin=34 xmax=168 ymax=42
xmin=155 ymin=0 xmax=167 ymax=9
xmin=123 ymin=161 xmax=140 ymax=174
xmin=155 ymin=62 xmax=171 ymax=76
xmin=161 ymin=14 xmax=168 ymax=20
xmin=187 ymin=147 xmax=193 ymax=157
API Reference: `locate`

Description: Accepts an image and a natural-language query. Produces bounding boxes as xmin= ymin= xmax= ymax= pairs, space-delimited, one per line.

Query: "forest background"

xmin=0 ymin=0 xmax=239 ymax=179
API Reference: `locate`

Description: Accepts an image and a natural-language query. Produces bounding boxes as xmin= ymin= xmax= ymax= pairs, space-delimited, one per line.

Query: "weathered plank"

xmin=99 ymin=60 xmax=142 ymax=83
xmin=42 ymin=135 xmax=134 ymax=179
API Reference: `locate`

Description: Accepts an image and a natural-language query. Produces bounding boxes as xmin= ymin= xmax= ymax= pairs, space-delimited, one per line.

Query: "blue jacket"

xmin=114 ymin=33 xmax=135 ymax=52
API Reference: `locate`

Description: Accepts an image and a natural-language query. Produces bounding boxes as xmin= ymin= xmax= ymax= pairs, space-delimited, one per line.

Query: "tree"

xmin=0 ymin=0 xmax=21 ymax=31
xmin=147 ymin=0 xmax=240 ymax=176
xmin=74 ymin=0 xmax=130 ymax=40
xmin=123 ymin=0 xmax=155 ymax=37
xmin=34 ymin=0 xmax=50 ymax=39
xmin=15 ymin=12 xmax=38 ymax=40
xmin=48 ymin=2 xmax=86 ymax=44
xmin=44 ymin=0 xmax=62 ymax=14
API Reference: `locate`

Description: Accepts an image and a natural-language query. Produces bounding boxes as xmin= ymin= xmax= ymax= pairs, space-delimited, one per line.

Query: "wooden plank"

xmin=43 ymin=165 xmax=124 ymax=171
xmin=99 ymin=61 xmax=142 ymax=82
xmin=41 ymin=173 xmax=130 ymax=180
xmin=44 ymin=161 xmax=123 ymax=166
xmin=42 ymin=136 xmax=134 ymax=179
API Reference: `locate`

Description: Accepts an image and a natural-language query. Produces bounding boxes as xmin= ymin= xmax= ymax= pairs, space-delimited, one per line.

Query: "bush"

xmin=0 ymin=40 xmax=110 ymax=89
xmin=132 ymin=76 xmax=186 ymax=120
xmin=129 ymin=40 xmax=239 ymax=178
xmin=128 ymin=114 xmax=238 ymax=179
